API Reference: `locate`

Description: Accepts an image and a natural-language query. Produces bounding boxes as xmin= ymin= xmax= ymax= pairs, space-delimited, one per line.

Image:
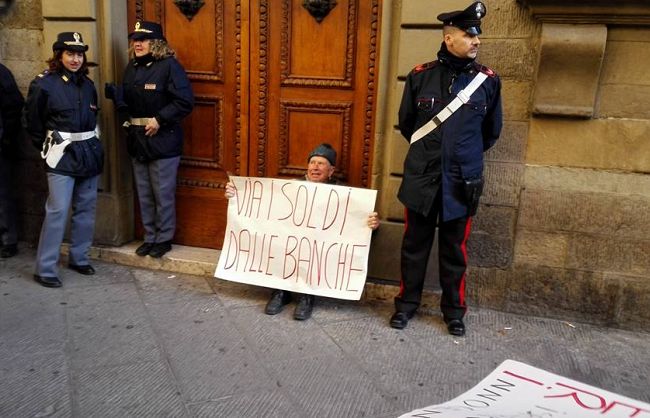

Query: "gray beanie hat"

xmin=307 ymin=143 xmax=337 ymax=166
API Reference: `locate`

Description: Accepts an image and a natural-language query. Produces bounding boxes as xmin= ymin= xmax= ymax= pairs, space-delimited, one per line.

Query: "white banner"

xmin=399 ymin=359 xmax=650 ymax=418
xmin=215 ymin=176 xmax=377 ymax=300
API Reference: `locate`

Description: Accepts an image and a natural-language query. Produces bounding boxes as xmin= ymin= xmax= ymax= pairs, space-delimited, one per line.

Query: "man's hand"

xmin=367 ymin=212 xmax=379 ymax=230
xmin=224 ymin=181 xmax=236 ymax=199
xmin=144 ymin=117 xmax=160 ymax=137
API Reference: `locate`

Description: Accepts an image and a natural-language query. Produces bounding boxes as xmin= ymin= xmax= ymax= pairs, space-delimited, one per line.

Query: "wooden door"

xmin=127 ymin=0 xmax=381 ymax=249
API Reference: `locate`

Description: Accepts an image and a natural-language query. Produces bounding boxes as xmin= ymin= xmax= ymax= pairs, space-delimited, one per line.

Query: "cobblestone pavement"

xmin=1 ymin=247 xmax=649 ymax=417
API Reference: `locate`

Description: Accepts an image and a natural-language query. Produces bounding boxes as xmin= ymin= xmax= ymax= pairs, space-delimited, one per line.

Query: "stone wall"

xmin=369 ymin=0 xmax=650 ymax=330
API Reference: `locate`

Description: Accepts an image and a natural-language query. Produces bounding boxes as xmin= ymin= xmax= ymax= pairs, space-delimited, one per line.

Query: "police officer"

xmin=106 ymin=21 xmax=194 ymax=259
xmin=23 ymin=32 xmax=103 ymax=287
xmin=0 ymin=62 xmax=24 ymax=258
xmin=391 ymin=2 xmax=502 ymax=335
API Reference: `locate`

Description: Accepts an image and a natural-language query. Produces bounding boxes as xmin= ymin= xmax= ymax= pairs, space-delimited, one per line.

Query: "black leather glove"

xmin=104 ymin=82 xmax=124 ymax=104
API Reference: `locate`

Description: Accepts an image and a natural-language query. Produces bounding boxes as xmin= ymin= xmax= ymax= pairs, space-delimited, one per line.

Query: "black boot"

xmin=265 ymin=290 xmax=292 ymax=315
xmin=293 ymin=294 xmax=315 ymax=320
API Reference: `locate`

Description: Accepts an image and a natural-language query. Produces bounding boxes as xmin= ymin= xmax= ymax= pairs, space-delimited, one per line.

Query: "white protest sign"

xmin=215 ymin=176 xmax=377 ymax=300
xmin=399 ymin=359 xmax=650 ymax=418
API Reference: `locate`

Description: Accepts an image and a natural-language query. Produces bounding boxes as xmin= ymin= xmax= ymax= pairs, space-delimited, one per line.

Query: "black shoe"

xmin=135 ymin=242 xmax=155 ymax=256
xmin=390 ymin=311 xmax=414 ymax=329
xmin=68 ymin=264 xmax=96 ymax=275
xmin=445 ymin=318 xmax=466 ymax=337
xmin=1 ymin=244 xmax=18 ymax=258
xmin=149 ymin=241 xmax=172 ymax=258
xmin=293 ymin=295 xmax=315 ymax=320
xmin=265 ymin=290 xmax=292 ymax=315
xmin=33 ymin=274 xmax=62 ymax=288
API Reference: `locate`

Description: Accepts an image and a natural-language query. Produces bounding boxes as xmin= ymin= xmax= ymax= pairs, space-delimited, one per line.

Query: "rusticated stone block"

xmin=400 ymin=0 xmax=457 ymax=25
xmin=367 ymin=222 xmax=402 ymax=283
xmin=513 ymin=230 xmax=568 ymax=268
xmin=472 ymin=205 xmax=516 ymax=237
xmin=608 ymin=273 xmax=650 ymax=330
xmin=598 ymin=85 xmax=650 ymax=119
xmin=502 ymin=80 xmax=532 ymax=122
xmin=465 ymin=267 xmax=508 ymax=311
xmin=566 ymin=235 xmax=650 ymax=277
xmin=381 ymin=176 xmax=405 ymax=221
xmin=478 ymin=39 xmax=536 ymax=80
xmin=467 ymin=232 xmax=513 ymax=268
xmin=533 ymin=24 xmax=607 ymax=117
xmin=607 ymin=27 xmax=650 ymax=42
xmin=599 ymin=36 xmax=650 ymax=86
xmin=387 ymin=129 xmax=408 ymax=175
xmin=519 ymin=189 xmax=650 ymax=240
xmin=485 ymin=121 xmax=528 ymax=163
xmin=0 ymin=0 xmax=42 ymax=29
xmin=504 ymin=265 xmax=619 ymax=324
xmin=482 ymin=162 xmax=524 ymax=207
xmin=397 ymin=29 xmax=441 ymax=76
xmin=481 ymin=0 xmax=538 ymax=37
xmin=527 ymin=118 xmax=650 ymax=173
xmin=42 ymin=0 xmax=96 ymax=19
xmin=524 ymin=165 xmax=650 ymax=196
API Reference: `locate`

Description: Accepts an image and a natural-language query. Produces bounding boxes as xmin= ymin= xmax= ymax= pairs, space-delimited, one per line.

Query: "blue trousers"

xmin=35 ymin=173 xmax=98 ymax=277
xmin=132 ymin=156 xmax=180 ymax=243
xmin=0 ymin=153 xmax=17 ymax=246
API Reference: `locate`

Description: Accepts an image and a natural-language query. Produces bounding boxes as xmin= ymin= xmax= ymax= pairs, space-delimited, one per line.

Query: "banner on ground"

xmin=399 ymin=359 xmax=650 ymax=418
xmin=215 ymin=176 xmax=377 ymax=300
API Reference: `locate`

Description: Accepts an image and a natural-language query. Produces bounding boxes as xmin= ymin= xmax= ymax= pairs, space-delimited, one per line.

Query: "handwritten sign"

xmin=215 ymin=176 xmax=377 ymax=300
xmin=399 ymin=359 xmax=650 ymax=418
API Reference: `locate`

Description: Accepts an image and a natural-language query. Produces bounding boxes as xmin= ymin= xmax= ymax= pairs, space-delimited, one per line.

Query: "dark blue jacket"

xmin=121 ymin=55 xmax=194 ymax=159
xmin=398 ymin=59 xmax=502 ymax=221
xmin=23 ymin=69 xmax=103 ymax=177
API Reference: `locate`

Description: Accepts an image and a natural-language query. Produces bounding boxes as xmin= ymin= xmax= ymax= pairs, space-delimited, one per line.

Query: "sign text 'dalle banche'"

xmin=215 ymin=176 xmax=377 ymax=300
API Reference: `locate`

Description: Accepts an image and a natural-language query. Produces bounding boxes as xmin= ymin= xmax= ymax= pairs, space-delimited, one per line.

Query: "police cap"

xmin=437 ymin=1 xmax=487 ymax=36
xmin=52 ymin=32 xmax=89 ymax=53
xmin=129 ymin=21 xmax=165 ymax=41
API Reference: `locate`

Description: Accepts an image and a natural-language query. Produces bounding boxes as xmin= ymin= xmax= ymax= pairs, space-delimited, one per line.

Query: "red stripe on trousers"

xmin=459 ymin=217 xmax=472 ymax=308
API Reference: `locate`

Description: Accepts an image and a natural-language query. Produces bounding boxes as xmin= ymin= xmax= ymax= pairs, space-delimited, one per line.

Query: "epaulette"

xmin=36 ymin=70 xmax=50 ymax=79
xmin=477 ymin=64 xmax=497 ymax=78
xmin=412 ymin=60 xmax=438 ymax=74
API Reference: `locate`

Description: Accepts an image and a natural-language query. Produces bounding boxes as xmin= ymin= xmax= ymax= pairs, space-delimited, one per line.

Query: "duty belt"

xmin=129 ymin=117 xmax=153 ymax=126
xmin=46 ymin=129 xmax=96 ymax=141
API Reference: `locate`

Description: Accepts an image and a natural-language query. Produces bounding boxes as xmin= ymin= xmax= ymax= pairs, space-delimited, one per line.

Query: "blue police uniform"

xmin=0 ymin=63 xmax=25 ymax=257
xmin=117 ymin=22 xmax=194 ymax=257
xmin=23 ymin=33 xmax=103 ymax=285
xmin=392 ymin=1 xmax=503 ymax=334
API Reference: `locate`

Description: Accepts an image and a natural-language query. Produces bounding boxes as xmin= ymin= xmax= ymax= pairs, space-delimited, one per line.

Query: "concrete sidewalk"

xmin=1 ymin=246 xmax=649 ymax=417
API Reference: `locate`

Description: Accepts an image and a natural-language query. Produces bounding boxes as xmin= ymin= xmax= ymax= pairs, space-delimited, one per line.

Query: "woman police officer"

xmin=24 ymin=32 xmax=103 ymax=287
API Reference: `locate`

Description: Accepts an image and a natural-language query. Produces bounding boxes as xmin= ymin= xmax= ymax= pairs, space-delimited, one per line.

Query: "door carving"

xmin=127 ymin=0 xmax=381 ymax=249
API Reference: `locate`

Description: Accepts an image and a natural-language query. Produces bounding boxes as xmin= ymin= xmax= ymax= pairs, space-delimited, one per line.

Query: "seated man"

xmin=225 ymin=143 xmax=379 ymax=320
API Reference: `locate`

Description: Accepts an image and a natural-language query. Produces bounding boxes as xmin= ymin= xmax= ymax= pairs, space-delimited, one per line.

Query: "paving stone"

xmin=133 ymin=269 xmax=217 ymax=306
xmin=230 ymin=305 xmax=343 ymax=363
xmin=188 ymin=389 xmax=303 ymax=418
xmin=0 ymin=350 xmax=71 ymax=418
xmin=64 ymin=282 xmax=141 ymax=307
xmin=0 ymin=297 xmax=66 ymax=354
xmin=209 ymin=277 xmax=270 ymax=308
xmin=146 ymin=302 xmax=275 ymax=402
xmin=74 ymin=361 xmax=189 ymax=417
xmin=67 ymin=301 xmax=161 ymax=369
xmin=269 ymin=354 xmax=397 ymax=418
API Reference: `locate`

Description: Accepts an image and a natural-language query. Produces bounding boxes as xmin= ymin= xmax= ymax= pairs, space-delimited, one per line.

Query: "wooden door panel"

xmin=251 ymin=0 xmax=381 ymax=187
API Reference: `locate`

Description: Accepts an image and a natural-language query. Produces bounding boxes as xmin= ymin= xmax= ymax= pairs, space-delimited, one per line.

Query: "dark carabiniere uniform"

xmin=121 ymin=55 xmax=194 ymax=160
xmin=398 ymin=59 xmax=502 ymax=221
xmin=23 ymin=70 xmax=103 ymax=177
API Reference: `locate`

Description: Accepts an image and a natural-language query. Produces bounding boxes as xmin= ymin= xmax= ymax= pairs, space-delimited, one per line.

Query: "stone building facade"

xmin=2 ymin=0 xmax=649 ymax=330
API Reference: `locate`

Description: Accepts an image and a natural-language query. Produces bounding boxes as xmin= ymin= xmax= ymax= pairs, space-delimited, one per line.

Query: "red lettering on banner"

xmin=546 ymin=382 xmax=650 ymax=417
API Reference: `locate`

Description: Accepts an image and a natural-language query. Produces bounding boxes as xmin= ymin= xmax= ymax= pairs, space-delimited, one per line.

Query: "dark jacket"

xmin=122 ymin=55 xmax=194 ymax=160
xmin=397 ymin=56 xmax=502 ymax=221
xmin=0 ymin=63 xmax=25 ymax=156
xmin=23 ymin=69 xmax=103 ymax=177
